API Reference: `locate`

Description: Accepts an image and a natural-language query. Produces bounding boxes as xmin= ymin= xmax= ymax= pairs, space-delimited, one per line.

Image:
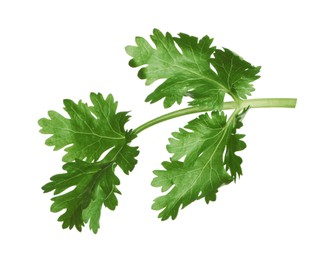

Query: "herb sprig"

xmin=39 ymin=29 xmax=296 ymax=233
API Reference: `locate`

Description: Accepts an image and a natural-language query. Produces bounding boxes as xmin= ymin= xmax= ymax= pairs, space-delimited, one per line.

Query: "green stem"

xmin=133 ymin=98 xmax=297 ymax=135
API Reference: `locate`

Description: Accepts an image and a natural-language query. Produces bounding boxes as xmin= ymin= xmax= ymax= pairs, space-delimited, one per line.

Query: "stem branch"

xmin=133 ymin=98 xmax=297 ymax=135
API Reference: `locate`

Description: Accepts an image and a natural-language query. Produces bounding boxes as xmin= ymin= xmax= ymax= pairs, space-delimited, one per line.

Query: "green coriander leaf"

xmin=152 ymin=109 xmax=247 ymax=220
xmin=43 ymin=160 xmax=120 ymax=233
xmin=211 ymin=48 xmax=261 ymax=99
xmin=40 ymin=93 xmax=139 ymax=233
xmin=43 ymin=139 xmax=139 ymax=233
xmin=125 ymin=29 xmax=228 ymax=109
xmin=38 ymin=93 xmax=131 ymax=163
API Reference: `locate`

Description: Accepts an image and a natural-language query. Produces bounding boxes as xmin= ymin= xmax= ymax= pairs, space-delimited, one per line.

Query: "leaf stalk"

xmin=133 ymin=98 xmax=297 ymax=135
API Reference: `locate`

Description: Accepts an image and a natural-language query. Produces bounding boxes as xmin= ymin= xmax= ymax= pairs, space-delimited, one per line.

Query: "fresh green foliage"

xmin=42 ymin=160 xmax=120 ymax=233
xmin=39 ymin=29 xmax=296 ymax=233
xmin=125 ymin=29 xmax=260 ymax=109
xmin=39 ymin=93 xmax=138 ymax=233
xmin=38 ymin=93 xmax=134 ymax=163
xmin=151 ymin=109 xmax=247 ymax=220
xmin=126 ymin=29 xmax=217 ymax=108
xmin=211 ymin=49 xmax=261 ymax=99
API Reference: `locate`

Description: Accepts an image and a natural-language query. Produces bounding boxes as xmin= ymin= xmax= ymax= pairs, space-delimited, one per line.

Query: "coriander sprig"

xmin=39 ymin=29 xmax=296 ymax=233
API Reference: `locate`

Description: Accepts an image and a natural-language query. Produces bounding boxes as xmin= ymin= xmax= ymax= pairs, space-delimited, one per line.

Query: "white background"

xmin=1 ymin=0 xmax=333 ymax=259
